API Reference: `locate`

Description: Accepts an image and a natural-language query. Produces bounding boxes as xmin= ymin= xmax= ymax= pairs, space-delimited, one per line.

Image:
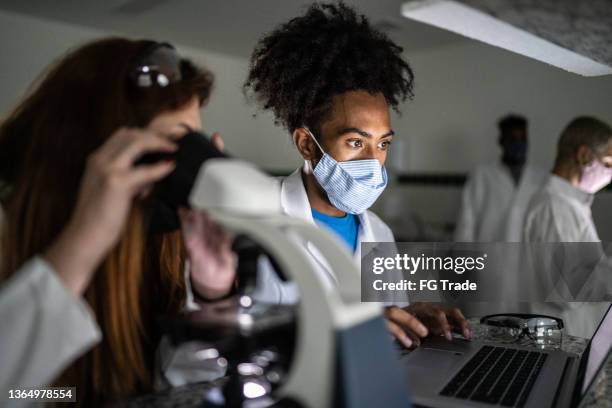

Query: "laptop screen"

xmin=582 ymin=305 xmax=612 ymax=393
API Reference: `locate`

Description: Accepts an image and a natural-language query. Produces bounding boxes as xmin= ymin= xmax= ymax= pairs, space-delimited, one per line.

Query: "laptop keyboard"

xmin=439 ymin=345 xmax=548 ymax=407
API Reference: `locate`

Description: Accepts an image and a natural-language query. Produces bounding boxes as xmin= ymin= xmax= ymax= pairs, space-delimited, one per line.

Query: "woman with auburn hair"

xmin=0 ymin=37 xmax=236 ymax=404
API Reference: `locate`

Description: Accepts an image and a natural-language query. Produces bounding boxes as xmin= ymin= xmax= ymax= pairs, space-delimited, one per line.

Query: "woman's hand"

xmin=179 ymin=208 xmax=236 ymax=301
xmin=179 ymin=131 xmax=236 ymax=300
xmin=44 ymin=127 xmax=177 ymax=296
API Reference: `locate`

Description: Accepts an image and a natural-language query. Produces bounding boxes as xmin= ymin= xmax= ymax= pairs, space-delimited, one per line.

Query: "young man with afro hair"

xmin=244 ymin=2 xmax=471 ymax=348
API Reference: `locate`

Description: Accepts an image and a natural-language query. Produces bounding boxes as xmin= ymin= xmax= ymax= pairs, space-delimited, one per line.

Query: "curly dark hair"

xmin=244 ymin=2 xmax=415 ymax=133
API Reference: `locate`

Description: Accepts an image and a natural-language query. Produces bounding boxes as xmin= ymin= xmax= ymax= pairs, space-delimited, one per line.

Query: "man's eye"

xmin=379 ymin=140 xmax=392 ymax=150
xmin=347 ymin=139 xmax=363 ymax=148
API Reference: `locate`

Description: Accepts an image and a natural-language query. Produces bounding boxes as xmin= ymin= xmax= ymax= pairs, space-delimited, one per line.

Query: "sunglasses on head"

xmin=129 ymin=41 xmax=182 ymax=88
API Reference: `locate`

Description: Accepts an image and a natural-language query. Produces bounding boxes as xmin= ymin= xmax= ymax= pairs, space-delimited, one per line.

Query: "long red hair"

xmin=0 ymin=37 xmax=214 ymax=404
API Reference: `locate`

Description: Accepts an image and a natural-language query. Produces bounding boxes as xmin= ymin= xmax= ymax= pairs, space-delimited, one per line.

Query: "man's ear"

xmin=293 ymin=127 xmax=318 ymax=161
xmin=576 ymin=144 xmax=594 ymax=166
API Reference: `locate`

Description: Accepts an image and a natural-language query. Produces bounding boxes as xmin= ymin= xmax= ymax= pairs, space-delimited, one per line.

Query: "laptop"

xmin=401 ymin=304 xmax=612 ymax=407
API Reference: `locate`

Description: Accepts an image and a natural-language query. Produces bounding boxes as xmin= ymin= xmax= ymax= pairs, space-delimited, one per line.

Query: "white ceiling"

xmin=0 ymin=0 xmax=466 ymax=59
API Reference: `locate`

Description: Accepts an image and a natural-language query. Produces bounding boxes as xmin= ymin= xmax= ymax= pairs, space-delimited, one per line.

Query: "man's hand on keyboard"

xmin=404 ymin=302 xmax=472 ymax=342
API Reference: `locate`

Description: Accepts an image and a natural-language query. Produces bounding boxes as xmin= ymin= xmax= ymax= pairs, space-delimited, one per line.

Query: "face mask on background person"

xmin=305 ymin=127 xmax=388 ymax=215
xmin=502 ymin=140 xmax=528 ymax=166
xmin=578 ymin=157 xmax=612 ymax=194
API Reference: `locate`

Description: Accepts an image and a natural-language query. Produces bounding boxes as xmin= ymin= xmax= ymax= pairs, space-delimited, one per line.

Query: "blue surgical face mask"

xmin=305 ymin=128 xmax=388 ymax=214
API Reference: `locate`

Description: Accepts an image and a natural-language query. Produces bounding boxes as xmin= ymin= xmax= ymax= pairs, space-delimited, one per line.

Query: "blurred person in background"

xmin=455 ymin=114 xmax=547 ymax=242
xmin=522 ymin=116 xmax=612 ymax=338
xmin=524 ymin=116 xmax=612 ymax=242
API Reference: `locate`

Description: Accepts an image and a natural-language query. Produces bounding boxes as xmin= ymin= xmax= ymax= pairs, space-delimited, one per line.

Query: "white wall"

xmin=1 ymin=9 xmax=611 ymax=239
xmin=393 ymin=41 xmax=612 ymax=172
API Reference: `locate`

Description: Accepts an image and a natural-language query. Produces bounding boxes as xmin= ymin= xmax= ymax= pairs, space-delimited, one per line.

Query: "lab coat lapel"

xmin=495 ymin=161 xmax=517 ymax=193
xmin=280 ymin=166 xmax=313 ymax=222
xmin=354 ymin=211 xmax=376 ymax=263
xmin=280 ymin=165 xmax=339 ymax=285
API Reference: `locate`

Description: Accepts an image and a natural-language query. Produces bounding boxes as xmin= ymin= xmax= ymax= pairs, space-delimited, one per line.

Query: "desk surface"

xmin=126 ymin=318 xmax=612 ymax=407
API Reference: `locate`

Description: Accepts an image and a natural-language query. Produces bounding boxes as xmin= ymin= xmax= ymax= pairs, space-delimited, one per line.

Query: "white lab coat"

xmin=522 ymin=175 xmax=609 ymax=338
xmin=453 ymin=162 xmax=547 ymax=318
xmin=455 ymin=162 xmax=548 ymax=242
xmin=251 ymin=165 xmax=404 ymax=305
xmin=0 ymin=205 xmax=199 ymax=395
xmin=0 ymin=206 xmax=101 ymax=402
xmin=524 ymin=175 xmax=600 ymax=242
xmin=0 ymin=257 xmax=101 ymax=402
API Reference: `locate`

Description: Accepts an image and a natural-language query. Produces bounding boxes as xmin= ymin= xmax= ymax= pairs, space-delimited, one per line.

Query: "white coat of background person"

xmin=523 ymin=116 xmax=612 ymax=338
xmin=455 ymin=114 xmax=548 ymax=243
